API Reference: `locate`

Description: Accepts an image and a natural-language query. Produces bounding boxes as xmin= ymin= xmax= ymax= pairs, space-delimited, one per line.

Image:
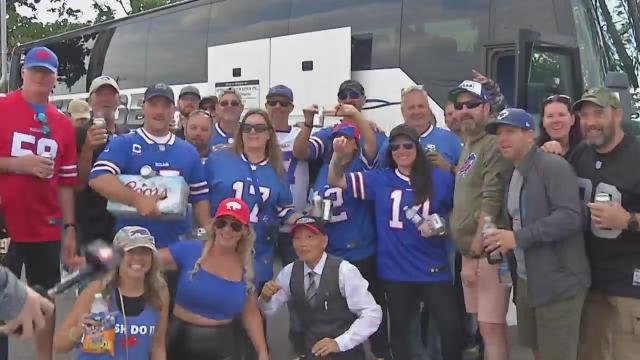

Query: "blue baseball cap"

xmin=331 ymin=122 xmax=360 ymax=139
xmin=448 ymin=80 xmax=489 ymax=103
xmin=267 ymin=85 xmax=293 ymax=101
xmin=144 ymin=83 xmax=175 ymax=103
xmin=485 ymin=108 xmax=535 ymax=134
xmin=23 ymin=47 xmax=58 ymax=72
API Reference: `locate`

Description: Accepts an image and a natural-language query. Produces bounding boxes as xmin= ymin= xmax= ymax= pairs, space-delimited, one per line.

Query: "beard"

xmin=584 ymin=121 xmax=615 ymax=149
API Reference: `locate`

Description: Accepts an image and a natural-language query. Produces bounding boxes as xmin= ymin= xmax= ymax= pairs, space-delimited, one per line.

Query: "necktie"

xmin=306 ymin=271 xmax=318 ymax=302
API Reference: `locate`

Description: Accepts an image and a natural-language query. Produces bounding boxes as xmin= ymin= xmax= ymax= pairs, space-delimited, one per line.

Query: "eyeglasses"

xmin=240 ymin=123 xmax=271 ymax=133
xmin=401 ymin=84 xmax=425 ymax=96
xmin=453 ymin=99 xmax=484 ymax=110
xmin=390 ymin=141 xmax=415 ymax=151
xmin=338 ymin=89 xmax=362 ymax=100
xmin=219 ymin=100 xmax=240 ymax=107
xmin=266 ymin=99 xmax=291 ymax=107
xmin=189 ymin=109 xmax=213 ymax=118
xmin=35 ymin=112 xmax=50 ymax=137
xmin=214 ymin=218 xmax=243 ymax=232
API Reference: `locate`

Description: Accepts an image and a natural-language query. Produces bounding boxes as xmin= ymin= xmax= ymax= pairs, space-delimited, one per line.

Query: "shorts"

xmin=578 ymin=291 xmax=640 ymax=360
xmin=516 ymin=277 xmax=585 ymax=360
xmin=1 ymin=241 xmax=61 ymax=290
xmin=461 ymin=256 xmax=510 ymax=324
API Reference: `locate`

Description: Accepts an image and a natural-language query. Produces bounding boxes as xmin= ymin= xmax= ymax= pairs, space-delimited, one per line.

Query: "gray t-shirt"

xmin=508 ymin=169 xmax=527 ymax=279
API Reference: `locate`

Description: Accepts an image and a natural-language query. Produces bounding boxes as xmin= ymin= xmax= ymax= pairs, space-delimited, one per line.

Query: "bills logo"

xmin=457 ymin=153 xmax=477 ymax=178
xmin=128 ymin=228 xmax=151 ymax=238
xmin=226 ymin=201 xmax=242 ymax=210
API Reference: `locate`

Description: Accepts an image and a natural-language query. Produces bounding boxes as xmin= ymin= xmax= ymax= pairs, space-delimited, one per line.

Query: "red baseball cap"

xmin=215 ymin=198 xmax=250 ymax=225
xmin=290 ymin=216 xmax=326 ymax=236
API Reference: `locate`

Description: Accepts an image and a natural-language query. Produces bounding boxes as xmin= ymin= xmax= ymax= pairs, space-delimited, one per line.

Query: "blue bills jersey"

xmin=345 ymin=167 xmax=454 ymax=282
xmin=90 ymin=128 xmax=209 ymax=248
xmin=307 ymin=125 xmax=387 ymax=165
xmin=310 ymin=157 xmax=375 ymax=262
xmin=205 ymin=148 xmax=294 ymax=283
xmin=208 ymin=122 xmax=233 ymax=149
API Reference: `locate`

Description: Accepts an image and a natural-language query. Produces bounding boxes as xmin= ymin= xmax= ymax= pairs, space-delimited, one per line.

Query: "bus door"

xmin=484 ymin=30 xmax=583 ymax=121
xmin=270 ymin=27 xmax=351 ymax=124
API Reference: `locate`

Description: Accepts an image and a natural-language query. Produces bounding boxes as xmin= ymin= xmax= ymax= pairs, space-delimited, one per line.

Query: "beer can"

xmin=195 ymin=227 xmax=208 ymax=241
xmin=318 ymin=107 xmax=325 ymax=127
xmin=430 ymin=214 xmax=446 ymax=235
xmin=93 ymin=118 xmax=106 ymax=129
xmin=426 ymin=144 xmax=437 ymax=153
xmin=595 ymin=193 xmax=611 ymax=204
xmin=40 ymin=151 xmax=53 ymax=160
xmin=139 ymin=165 xmax=155 ymax=178
xmin=322 ymin=199 xmax=332 ymax=222
xmin=310 ymin=195 xmax=323 ymax=217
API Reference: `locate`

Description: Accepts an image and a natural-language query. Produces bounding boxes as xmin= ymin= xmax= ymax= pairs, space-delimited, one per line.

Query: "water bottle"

xmin=404 ymin=206 xmax=427 ymax=228
xmin=82 ymin=293 xmax=113 ymax=354
xmin=90 ymin=293 xmax=109 ymax=316
xmin=482 ymin=216 xmax=503 ymax=264
xmin=498 ymin=260 xmax=512 ymax=287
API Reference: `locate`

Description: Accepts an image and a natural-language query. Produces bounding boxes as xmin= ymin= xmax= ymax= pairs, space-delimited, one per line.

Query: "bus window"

xmin=48 ymin=32 xmax=100 ymax=96
xmin=146 ymin=5 xmax=209 ymax=85
xmin=207 ymin=0 xmax=289 ymax=47
xmin=289 ymin=0 xmax=401 ymax=71
xmin=102 ymin=21 xmax=149 ymax=90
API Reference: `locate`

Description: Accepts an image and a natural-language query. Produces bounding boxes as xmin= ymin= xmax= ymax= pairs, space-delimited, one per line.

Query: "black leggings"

xmin=384 ymin=280 xmax=463 ymax=360
xmin=167 ymin=317 xmax=238 ymax=360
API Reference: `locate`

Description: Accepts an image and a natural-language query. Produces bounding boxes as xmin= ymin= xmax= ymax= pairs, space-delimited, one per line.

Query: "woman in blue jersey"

xmin=328 ymin=124 xmax=463 ymax=360
xmin=53 ymin=226 xmax=169 ymax=360
xmin=160 ymin=197 xmax=268 ymax=360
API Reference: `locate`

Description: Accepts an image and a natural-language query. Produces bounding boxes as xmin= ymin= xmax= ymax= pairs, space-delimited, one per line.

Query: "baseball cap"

xmin=113 ymin=226 xmax=157 ymax=252
xmin=572 ymin=87 xmax=622 ymax=111
xmin=144 ymin=83 xmax=175 ymax=103
xmin=23 ymin=47 xmax=58 ymax=73
xmin=331 ymin=121 xmax=360 ymax=139
xmin=267 ymin=85 xmax=294 ymax=101
xmin=388 ymin=124 xmax=419 ymax=143
xmin=68 ymin=99 xmax=91 ymax=120
xmin=338 ymin=80 xmax=365 ymax=97
xmin=448 ymin=80 xmax=489 ymax=103
xmin=290 ymin=216 xmax=326 ymax=236
xmin=179 ymin=86 xmax=201 ymax=99
xmin=199 ymin=96 xmax=218 ymax=107
xmin=485 ymin=108 xmax=535 ymax=134
xmin=214 ymin=198 xmax=250 ymax=225
xmin=89 ymin=76 xmax=120 ymax=94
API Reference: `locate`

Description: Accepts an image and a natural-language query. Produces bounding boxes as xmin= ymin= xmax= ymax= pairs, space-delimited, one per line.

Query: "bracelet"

xmin=64 ymin=223 xmax=76 ymax=230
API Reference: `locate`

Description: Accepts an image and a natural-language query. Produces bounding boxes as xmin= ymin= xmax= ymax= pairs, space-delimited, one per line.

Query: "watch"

xmin=627 ymin=213 xmax=639 ymax=232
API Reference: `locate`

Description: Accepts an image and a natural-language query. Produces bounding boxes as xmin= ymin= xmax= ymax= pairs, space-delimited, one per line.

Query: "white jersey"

xmin=277 ymin=126 xmax=309 ymax=214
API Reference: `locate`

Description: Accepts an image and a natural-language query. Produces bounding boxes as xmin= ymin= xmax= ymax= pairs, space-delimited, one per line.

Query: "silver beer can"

xmin=93 ymin=118 xmax=106 ymax=129
xmin=595 ymin=193 xmax=611 ymax=204
xmin=317 ymin=107 xmax=325 ymax=127
xmin=430 ymin=214 xmax=446 ymax=235
xmin=40 ymin=151 xmax=53 ymax=160
xmin=322 ymin=199 xmax=332 ymax=222
xmin=310 ymin=195 xmax=323 ymax=217
xmin=139 ymin=165 xmax=156 ymax=178
xmin=426 ymin=144 xmax=437 ymax=153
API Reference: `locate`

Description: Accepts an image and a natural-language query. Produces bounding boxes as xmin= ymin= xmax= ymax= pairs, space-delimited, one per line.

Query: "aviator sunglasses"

xmin=390 ymin=141 xmax=415 ymax=151
xmin=214 ymin=218 xmax=243 ymax=232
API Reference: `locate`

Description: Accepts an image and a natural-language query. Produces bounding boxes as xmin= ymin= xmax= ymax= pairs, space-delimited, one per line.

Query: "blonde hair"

xmin=101 ymin=251 xmax=166 ymax=311
xmin=232 ymin=108 xmax=285 ymax=181
xmin=188 ymin=224 xmax=256 ymax=293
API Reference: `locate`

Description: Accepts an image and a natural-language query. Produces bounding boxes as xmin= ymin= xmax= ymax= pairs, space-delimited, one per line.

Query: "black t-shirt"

xmin=75 ymin=122 xmax=128 ymax=246
xmin=572 ymin=135 xmax=640 ymax=298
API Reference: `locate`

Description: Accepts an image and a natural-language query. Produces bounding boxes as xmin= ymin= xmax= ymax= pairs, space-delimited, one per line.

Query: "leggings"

xmin=167 ymin=316 xmax=238 ymax=360
xmin=384 ymin=280 xmax=463 ymax=360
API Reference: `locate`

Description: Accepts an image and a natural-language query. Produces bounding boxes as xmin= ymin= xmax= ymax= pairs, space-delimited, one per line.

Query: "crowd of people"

xmin=0 ymin=44 xmax=639 ymax=360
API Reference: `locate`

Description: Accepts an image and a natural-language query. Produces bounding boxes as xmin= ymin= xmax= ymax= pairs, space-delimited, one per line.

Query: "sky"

xmin=27 ymin=0 xmax=128 ymax=24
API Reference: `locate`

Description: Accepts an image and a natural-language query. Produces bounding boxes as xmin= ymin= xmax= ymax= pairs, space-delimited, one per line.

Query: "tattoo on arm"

xmin=331 ymin=156 xmax=347 ymax=179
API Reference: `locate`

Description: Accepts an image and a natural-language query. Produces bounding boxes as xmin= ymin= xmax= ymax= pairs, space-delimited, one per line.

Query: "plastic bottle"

xmin=90 ymin=293 xmax=109 ymax=316
xmin=498 ymin=261 xmax=512 ymax=287
xmin=482 ymin=216 xmax=503 ymax=264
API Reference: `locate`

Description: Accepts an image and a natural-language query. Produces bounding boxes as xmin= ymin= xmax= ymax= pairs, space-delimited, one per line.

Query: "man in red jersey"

xmin=0 ymin=46 xmax=78 ymax=360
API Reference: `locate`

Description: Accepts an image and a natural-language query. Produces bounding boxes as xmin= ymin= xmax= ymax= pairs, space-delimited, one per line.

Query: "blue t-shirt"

xmin=75 ymin=290 xmax=159 ymax=360
xmin=208 ymin=122 xmax=233 ymax=149
xmin=307 ymin=125 xmax=387 ymax=165
xmin=310 ymin=156 xmax=376 ymax=262
xmin=376 ymin=125 xmax=462 ymax=167
xmin=169 ymin=240 xmax=247 ymax=320
xmin=345 ymin=167 xmax=454 ymax=282
xmin=205 ymin=149 xmax=294 ymax=283
xmin=90 ymin=128 xmax=209 ymax=248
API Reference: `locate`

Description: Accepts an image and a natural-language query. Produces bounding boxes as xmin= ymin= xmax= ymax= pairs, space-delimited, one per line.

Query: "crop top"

xmin=169 ymin=240 xmax=247 ymax=320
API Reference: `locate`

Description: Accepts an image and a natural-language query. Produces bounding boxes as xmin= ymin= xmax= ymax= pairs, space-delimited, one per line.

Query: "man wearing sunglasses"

xmin=0 ymin=46 xmax=79 ymax=360
xmin=259 ymin=216 xmax=382 ymax=360
xmin=293 ymin=80 xmax=383 ymax=168
xmin=210 ymin=88 xmax=244 ymax=148
xmin=448 ymin=80 xmax=511 ymax=360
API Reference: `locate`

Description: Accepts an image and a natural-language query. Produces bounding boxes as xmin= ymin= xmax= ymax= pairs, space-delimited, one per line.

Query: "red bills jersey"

xmin=0 ymin=90 xmax=78 ymax=242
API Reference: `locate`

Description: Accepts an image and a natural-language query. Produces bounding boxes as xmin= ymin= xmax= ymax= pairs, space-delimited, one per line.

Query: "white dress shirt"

xmin=259 ymin=252 xmax=382 ymax=352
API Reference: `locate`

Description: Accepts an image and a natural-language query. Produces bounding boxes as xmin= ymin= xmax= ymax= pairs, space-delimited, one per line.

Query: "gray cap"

xmin=179 ymin=86 xmax=201 ymax=99
xmin=113 ymin=226 xmax=157 ymax=252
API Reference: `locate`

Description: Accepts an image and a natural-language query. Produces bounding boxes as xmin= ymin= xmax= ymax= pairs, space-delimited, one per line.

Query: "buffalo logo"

xmin=497 ymin=109 xmax=509 ymax=120
xmin=296 ymin=217 xmax=316 ymax=224
xmin=128 ymin=228 xmax=151 ymax=238
xmin=155 ymin=83 xmax=168 ymax=90
xmin=225 ymin=201 xmax=242 ymax=211
xmin=457 ymin=153 xmax=477 ymax=178
xmin=35 ymin=50 xmax=50 ymax=59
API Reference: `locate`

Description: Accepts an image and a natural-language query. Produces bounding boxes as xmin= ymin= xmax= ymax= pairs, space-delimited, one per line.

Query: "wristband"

xmin=64 ymin=223 xmax=76 ymax=230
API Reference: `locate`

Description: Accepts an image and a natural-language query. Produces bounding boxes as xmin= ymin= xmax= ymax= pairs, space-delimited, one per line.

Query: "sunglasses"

xmin=214 ymin=218 xmax=243 ymax=232
xmin=219 ymin=100 xmax=240 ymax=107
xmin=338 ymin=90 xmax=362 ymax=100
xmin=543 ymin=94 xmax=572 ymax=104
xmin=266 ymin=99 xmax=291 ymax=107
xmin=401 ymin=84 xmax=425 ymax=96
xmin=35 ymin=112 xmax=50 ymax=137
xmin=240 ymin=123 xmax=271 ymax=133
xmin=453 ymin=99 xmax=484 ymax=110
xmin=390 ymin=141 xmax=415 ymax=151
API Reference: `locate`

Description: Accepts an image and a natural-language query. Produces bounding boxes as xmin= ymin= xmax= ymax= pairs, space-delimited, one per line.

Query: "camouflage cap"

xmin=573 ymin=88 xmax=622 ymax=111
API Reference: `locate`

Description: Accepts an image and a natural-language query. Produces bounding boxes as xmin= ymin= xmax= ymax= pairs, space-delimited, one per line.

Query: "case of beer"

xmin=107 ymin=175 xmax=189 ymax=219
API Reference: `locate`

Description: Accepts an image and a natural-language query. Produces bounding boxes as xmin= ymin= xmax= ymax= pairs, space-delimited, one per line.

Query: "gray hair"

xmin=400 ymin=85 xmax=429 ymax=103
